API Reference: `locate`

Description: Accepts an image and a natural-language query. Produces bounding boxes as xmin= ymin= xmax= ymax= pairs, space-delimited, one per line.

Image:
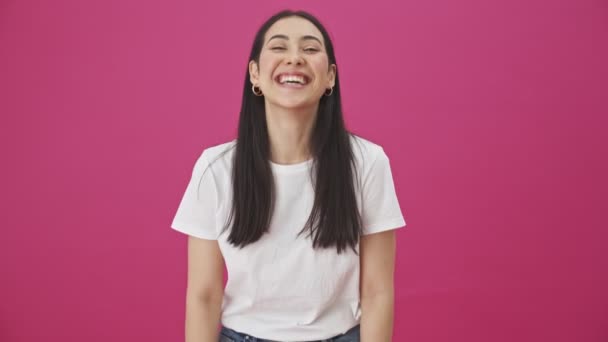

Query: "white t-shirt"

xmin=170 ymin=135 xmax=406 ymax=341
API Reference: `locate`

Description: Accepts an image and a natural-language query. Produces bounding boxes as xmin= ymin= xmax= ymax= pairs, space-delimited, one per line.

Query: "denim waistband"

xmin=219 ymin=324 xmax=360 ymax=342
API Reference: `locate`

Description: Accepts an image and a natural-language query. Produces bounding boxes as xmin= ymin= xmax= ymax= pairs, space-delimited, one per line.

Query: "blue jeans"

xmin=219 ymin=324 xmax=360 ymax=342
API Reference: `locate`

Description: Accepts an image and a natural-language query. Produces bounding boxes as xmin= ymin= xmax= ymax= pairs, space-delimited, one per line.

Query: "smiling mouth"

xmin=274 ymin=74 xmax=311 ymax=88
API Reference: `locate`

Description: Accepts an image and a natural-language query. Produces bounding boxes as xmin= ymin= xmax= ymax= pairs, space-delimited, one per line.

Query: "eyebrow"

xmin=267 ymin=34 xmax=323 ymax=46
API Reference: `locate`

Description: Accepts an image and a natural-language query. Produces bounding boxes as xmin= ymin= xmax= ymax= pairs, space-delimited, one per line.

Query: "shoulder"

xmin=202 ymin=139 xmax=237 ymax=160
xmin=349 ymin=133 xmax=387 ymax=171
xmin=350 ymin=133 xmax=383 ymax=154
xmin=193 ymin=139 xmax=237 ymax=175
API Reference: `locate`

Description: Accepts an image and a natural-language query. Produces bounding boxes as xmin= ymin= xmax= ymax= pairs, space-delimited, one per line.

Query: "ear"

xmin=249 ymin=60 xmax=259 ymax=85
xmin=328 ymin=63 xmax=337 ymax=88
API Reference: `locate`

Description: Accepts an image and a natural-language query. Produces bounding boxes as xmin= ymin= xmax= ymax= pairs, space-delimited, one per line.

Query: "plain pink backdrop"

xmin=1 ymin=0 xmax=606 ymax=341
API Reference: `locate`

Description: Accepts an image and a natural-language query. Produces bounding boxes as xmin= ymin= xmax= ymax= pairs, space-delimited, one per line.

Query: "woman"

xmin=171 ymin=9 xmax=406 ymax=342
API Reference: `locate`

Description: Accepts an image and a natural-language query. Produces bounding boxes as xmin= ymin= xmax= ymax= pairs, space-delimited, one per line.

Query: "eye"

xmin=271 ymin=47 xmax=286 ymax=51
xmin=304 ymin=48 xmax=319 ymax=52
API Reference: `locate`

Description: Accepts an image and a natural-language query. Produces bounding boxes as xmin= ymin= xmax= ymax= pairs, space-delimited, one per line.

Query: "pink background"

xmin=1 ymin=0 xmax=606 ymax=341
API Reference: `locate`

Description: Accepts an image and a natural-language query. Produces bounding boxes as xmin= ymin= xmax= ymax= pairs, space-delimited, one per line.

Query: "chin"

xmin=271 ymin=97 xmax=316 ymax=110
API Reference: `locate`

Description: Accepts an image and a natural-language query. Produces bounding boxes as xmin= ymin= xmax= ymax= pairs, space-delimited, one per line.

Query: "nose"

xmin=286 ymin=50 xmax=305 ymax=65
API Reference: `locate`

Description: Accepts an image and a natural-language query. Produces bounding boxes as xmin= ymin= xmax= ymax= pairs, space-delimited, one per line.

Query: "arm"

xmin=185 ymin=236 xmax=225 ymax=342
xmin=360 ymin=230 xmax=397 ymax=342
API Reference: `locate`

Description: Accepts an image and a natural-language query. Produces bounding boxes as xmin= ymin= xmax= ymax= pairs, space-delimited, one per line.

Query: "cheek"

xmin=311 ymin=57 xmax=330 ymax=81
xmin=258 ymin=54 xmax=280 ymax=80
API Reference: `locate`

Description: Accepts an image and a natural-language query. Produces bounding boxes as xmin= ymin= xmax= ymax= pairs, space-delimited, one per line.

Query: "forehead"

xmin=264 ymin=16 xmax=324 ymax=44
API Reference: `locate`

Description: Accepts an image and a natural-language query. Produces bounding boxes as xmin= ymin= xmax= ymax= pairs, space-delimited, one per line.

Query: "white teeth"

xmin=279 ymin=75 xmax=307 ymax=84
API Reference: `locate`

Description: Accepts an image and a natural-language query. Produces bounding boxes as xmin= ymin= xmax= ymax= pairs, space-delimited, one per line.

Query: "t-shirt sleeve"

xmin=361 ymin=146 xmax=407 ymax=235
xmin=170 ymin=149 xmax=219 ymax=240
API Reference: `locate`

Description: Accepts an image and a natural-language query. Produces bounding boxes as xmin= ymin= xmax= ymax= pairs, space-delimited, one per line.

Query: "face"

xmin=249 ymin=16 xmax=336 ymax=110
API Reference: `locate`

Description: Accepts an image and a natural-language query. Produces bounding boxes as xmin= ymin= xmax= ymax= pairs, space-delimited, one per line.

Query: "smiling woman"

xmin=170 ymin=9 xmax=406 ymax=342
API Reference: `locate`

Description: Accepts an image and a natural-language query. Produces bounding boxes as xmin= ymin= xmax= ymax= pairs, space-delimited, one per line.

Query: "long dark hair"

xmin=215 ymin=9 xmax=363 ymax=254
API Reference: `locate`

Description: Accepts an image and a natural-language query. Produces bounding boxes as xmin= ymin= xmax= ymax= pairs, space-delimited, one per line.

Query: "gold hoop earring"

xmin=324 ymin=87 xmax=333 ymax=96
xmin=252 ymin=84 xmax=263 ymax=96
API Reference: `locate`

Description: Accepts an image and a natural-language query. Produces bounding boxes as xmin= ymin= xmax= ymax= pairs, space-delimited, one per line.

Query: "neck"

xmin=264 ymin=102 xmax=319 ymax=165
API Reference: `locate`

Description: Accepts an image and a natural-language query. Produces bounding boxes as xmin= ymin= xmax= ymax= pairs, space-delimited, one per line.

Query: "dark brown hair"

xmin=213 ymin=9 xmax=363 ymax=254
